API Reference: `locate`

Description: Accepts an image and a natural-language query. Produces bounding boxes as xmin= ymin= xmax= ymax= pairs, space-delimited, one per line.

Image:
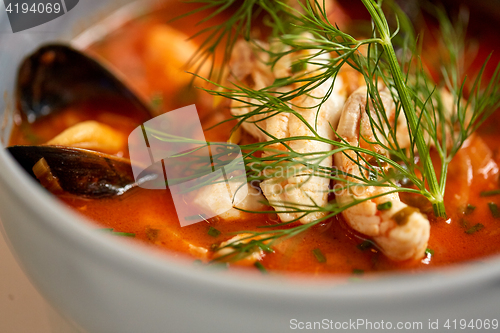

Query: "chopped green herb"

xmin=150 ymin=93 xmax=163 ymax=110
xmin=352 ymin=269 xmax=364 ymax=275
xmin=463 ymin=204 xmax=476 ymax=215
xmin=459 ymin=219 xmax=470 ymax=229
xmin=145 ymin=228 xmax=160 ymax=242
xmin=488 ymin=202 xmax=500 ymax=218
xmin=377 ymin=201 xmax=392 ymax=211
xmin=480 ymin=189 xmax=500 ymax=197
xmin=99 ymin=228 xmax=135 ymax=237
xmin=112 ymin=232 xmax=136 ymax=237
xmin=357 ymin=240 xmax=374 ymax=251
xmin=392 ymin=207 xmax=419 ymax=225
xmin=254 ymin=261 xmax=267 ymax=274
xmin=207 ymin=226 xmax=221 ymax=238
xmin=465 ymin=223 xmax=485 ymax=235
xmin=291 ymin=61 xmax=307 ymax=73
xmin=425 ymin=248 xmax=434 ymax=256
xmin=210 ymin=243 xmax=219 ymax=252
xmin=312 ymin=248 xmax=326 ymax=263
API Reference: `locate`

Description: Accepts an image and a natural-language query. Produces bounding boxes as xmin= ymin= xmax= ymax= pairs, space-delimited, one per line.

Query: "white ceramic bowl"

xmin=1 ymin=2 xmax=500 ymax=332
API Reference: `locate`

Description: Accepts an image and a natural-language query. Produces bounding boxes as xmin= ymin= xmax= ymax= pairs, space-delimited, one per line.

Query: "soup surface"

xmin=9 ymin=0 xmax=500 ymax=276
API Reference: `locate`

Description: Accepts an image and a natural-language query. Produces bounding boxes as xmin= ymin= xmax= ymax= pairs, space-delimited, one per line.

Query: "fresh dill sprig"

xmin=177 ymin=0 xmax=500 ymax=262
xmin=179 ymin=0 xmax=287 ymax=81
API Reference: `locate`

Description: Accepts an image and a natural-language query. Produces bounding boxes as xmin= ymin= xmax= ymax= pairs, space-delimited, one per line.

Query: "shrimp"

xmin=334 ymin=87 xmax=430 ymax=261
xmin=228 ymin=38 xmax=347 ymax=224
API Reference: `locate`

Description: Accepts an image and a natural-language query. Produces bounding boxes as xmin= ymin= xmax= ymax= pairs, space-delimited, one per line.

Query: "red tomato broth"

xmin=8 ymin=0 xmax=500 ymax=275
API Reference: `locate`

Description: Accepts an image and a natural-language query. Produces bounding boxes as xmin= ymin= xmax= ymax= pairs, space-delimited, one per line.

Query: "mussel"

xmin=16 ymin=44 xmax=151 ymax=123
xmin=9 ymin=44 xmax=157 ymax=198
xmin=8 ymin=145 xmax=155 ymax=198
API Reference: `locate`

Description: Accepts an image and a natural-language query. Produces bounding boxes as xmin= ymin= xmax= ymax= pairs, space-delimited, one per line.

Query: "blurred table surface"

xmin=0 ymin=228 xmax=82 ymax=333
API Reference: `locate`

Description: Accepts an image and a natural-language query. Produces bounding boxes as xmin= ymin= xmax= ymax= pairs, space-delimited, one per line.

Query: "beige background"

xmin=0 ymin=230 xmax=82 ymax=333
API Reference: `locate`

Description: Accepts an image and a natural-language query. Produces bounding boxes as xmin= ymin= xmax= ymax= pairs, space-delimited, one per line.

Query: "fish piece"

xmin=192 ymin=181 xmax=267 ymax=221
xmin=214 ymin=233 xmax=266 ymax=265
xmin=261 ymin=76 xmax=346 ymax=223
xmin=46 ymin=120 xmax=127 ymax=155
xmin=228 ymin=40 xmax=274 ymax=142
